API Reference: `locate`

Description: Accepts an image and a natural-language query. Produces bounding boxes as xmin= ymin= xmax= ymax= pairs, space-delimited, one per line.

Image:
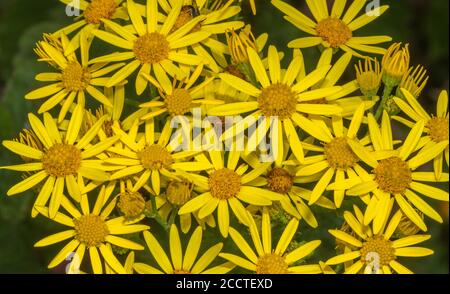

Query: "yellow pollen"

xmin=166 ymin=179 xmax=193 ymax=206
xmin=267 ymin=168 xmax=293 ymax=194
xmin=74 ymin=215 xmax=109 ymax=247
xmin=324 ymin=137 xmax=359 ymax=169
xmin=316 ymin=17 xmax=352 ymax=48
xmin=84 ymin=0 xmax=117 ymax=24
xmin=137 ymin=144 xmax=173 ymax=170
xmin=360 ymin=235 xmax=396 ymax=266
xmin=165 ymin=88 xmax=193 ymax=116
xmin=133 ymin=33 xmax=170 ymax=65
xmin=256 ymin=254 xmax=289 ymax=274
xmin=427 ymin=117 xmax=449 ymax=142
xmin=374 ymin=157 xmax=412 ymax=194
xmin=209 ymin=168 xmax=241 ymax=200
xmin=61 ymin=61 xmax=91 ymax=91
xmin=42 ymin=143 xmax=82 ymax=177
xmin=117 ymin=191 xmax=146 ymax=219
xmin=258 ymin=83 xmax=297 ymax=119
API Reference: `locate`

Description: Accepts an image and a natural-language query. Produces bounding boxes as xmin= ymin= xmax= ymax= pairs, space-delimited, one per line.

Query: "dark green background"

xmin=0 ymin=0 xmax=448 ymax=273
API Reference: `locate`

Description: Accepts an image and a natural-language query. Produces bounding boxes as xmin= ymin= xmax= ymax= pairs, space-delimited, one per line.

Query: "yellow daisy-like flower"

xmin=393 ymin=88 xmax=449 ymax=179
xmin=139 ymin=64 xmax=221 ymax=120
xmin=272 ymin=0 xmax=391 ymax=57
xmin=178 ymin=150 xmax=283 ymax=237
xmin=209 ymin=46 xmax=343 ymax=163
xmin=90 ymin=0 xmax=211 ymax=95
xmin=134 ymin=225 xmax=234 ymax=274
xmin=27 ymin=33 xmax=123 ymax=122
xmin=343 ymin=111 xmax=449 ymax=234
xmin=1 ymin=105 xmax=119 ymax=218
xmin=296 ymin=103 xmax=369 ymax=207
xmin=56 ymin=0 xmax=130 ymax=54
xmin=242 ymin=148 xmax=336 ymax=228
xmin=104 ymin=119 xmax=210 ymax=195
xmin=34 ymin=187 xmax=149 ymax=274
xmin=220 ymin=209 xmax=322 ymax=274
xmin=326 ymin=206 xmax=434 ymax=274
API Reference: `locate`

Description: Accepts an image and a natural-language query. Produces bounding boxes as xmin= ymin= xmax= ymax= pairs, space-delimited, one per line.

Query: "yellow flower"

xmin=398 ymin=65 xmax=429 ymax=99
xmin=27 ymin=33 xmax=122 ymax=122
xmin=34 ymin=187 xmax=149 ymax=274
xmin=355 ymin=57 xmax=382 ymax=98
xmin=382 ymin=42 xmax=410 ymax=87
xmin=55 ymin=0 xmax=130 ymax=54
xmin=133 ymin=225 xmax=234 ymax=274
xmin=272 ymin=0 xmax=391 ymax=57
xmin=1 ymin=105 xmax=119 ymax=218
xmin=209 ymin=46 xmax=344 ymax=163
xmin=327 ymin=206 xmax=434 ymax=274
xmin=226 ymin=26 xmax=259 ymax=64
xmin=90 ymin=0 xmax=211 ymax=95
xmin=178 ymin=150 xmax=283 ymax=237
xmin=297 ymin=103 xmax=370 ymax=207
xmin=343 ymin=111 xmax=449 ymax=234
xmin=139 ymin=64 xmax=221 ymax=120
xmin=393 ymin=89 xmax=449 ymax=179
xmin=220 ymin=209 xmax=322 ymax=273
xmin=104 ymin=118 xmax=210 ymax=195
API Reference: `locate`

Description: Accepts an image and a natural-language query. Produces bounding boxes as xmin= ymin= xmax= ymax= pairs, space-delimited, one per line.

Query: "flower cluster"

xmin=1 ymin=0 xmax=448 ymax=274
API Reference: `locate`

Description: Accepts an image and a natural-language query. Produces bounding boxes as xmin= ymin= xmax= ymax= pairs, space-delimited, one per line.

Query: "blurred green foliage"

xmin=0 ymin=0 xmax=448 ymax=273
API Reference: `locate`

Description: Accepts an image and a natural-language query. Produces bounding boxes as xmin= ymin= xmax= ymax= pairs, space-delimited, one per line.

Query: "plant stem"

xmin=168 ymin=207 xmax=179 ymax=227
xmin=149 ymin=196 xmax=169 ymax=230
xmin=374 ymin=85 xmax=394 ymax=121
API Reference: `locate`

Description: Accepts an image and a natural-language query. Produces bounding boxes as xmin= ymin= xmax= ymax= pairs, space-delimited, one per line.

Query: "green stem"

xmin=168 ymin=207 xmax=179 ymax=227
xmin=149 ymin=196 xmax=169 ymax=230
xmin=374 ymin=85 xmax=394 ymax=121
